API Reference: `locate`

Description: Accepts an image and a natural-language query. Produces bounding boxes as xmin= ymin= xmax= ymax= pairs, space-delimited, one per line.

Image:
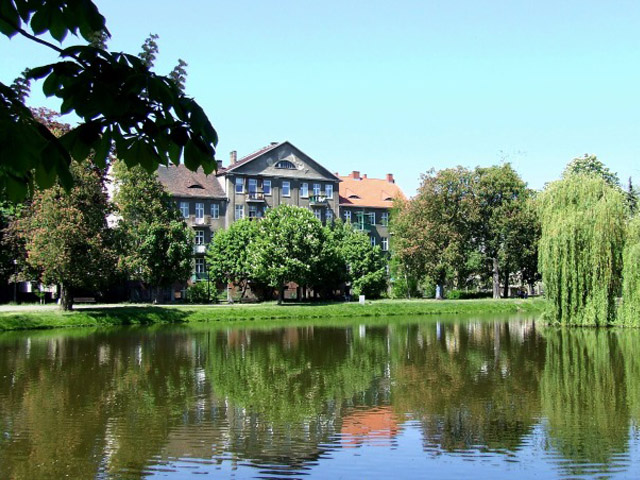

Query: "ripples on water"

xmin=0 ymin=317 xmax=639 ymax=479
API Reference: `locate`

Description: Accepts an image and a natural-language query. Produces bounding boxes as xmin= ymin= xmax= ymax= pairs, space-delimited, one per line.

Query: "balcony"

xmin=193 ymin=216 xmax=208 ymax=226
xmin=309 ymin=195 xmax=329 ymax=206
xmin=246 ymin=192 xmax=266 ymax=202
xmin=194 ymin=245 xmax=207 ymax=254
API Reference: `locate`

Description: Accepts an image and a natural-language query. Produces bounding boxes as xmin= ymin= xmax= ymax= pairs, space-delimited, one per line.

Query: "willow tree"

xmin=619 ymin=216 xmax=640 ymax=326
xmin=538 ymin=175 xmax=626 ymax=325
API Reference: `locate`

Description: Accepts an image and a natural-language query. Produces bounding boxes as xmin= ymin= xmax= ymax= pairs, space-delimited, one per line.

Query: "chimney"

xmin=230 ymin=150 xmax=237 ymax=164
xmin=350 ymin=171 xmax=360 ymax=180
xmin=363 ymin=174 xmax=368 ymax=179
xmin=217 ymin=159 xmax=223 ymax=170
xmin=270 ymin=141 xmax=278 ymax=146
xmin=386 ymin=173 xmax=394 ymax=183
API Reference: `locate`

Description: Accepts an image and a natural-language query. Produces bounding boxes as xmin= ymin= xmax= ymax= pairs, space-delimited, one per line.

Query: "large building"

xmin=157 ymin=141 xmax=405 ymax=290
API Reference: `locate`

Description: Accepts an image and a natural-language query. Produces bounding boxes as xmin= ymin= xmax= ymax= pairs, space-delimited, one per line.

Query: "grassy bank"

xmin=0 ymin=298 xmax=546 ymax=332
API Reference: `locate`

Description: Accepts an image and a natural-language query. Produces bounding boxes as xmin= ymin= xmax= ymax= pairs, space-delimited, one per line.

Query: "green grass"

xmin=0 ymin=298 xmax=547 ymax=332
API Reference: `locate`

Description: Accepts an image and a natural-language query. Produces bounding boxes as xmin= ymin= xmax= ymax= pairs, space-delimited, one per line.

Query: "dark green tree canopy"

xmin=563 ymin=154 xmax=620 ymax=188
xmin=0 ymin=0 xmax=218 ymax=200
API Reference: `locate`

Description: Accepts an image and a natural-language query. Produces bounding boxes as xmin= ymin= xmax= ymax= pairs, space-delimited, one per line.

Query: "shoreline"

xmin=0 ymin=298 xmax=547 ymax=332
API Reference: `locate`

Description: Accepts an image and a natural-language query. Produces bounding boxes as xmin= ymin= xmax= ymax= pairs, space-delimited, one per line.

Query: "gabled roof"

xmin=222 ymin=141 xmax=340 ymax=181
xmin=338 ymin=173 xmax=405 ymax=208
xmin=220 ymin=142 xmax=282 ymax=174
xmin=157 ymin=164 xmax=226 ymax=199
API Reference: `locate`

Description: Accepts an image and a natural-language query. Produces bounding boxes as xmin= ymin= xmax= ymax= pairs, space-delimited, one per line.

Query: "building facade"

xmin=157 ymin=141 xmax=404 ymax=291
xmin=338 ymin=171 xmax=405 ymax=253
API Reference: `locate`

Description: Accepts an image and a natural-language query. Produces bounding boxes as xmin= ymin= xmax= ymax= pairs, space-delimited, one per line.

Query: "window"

xmin=211 ymin=203 xmax=219 ymax=219
xmin=344 ymin=210 xmax=351 ymax=223
xmin=369 ymin=212 xmax=376 ymax=225
xmin=235 ymin=204 xmax=244 ymax=220
xmin=381 ymin=237 xmax=389 ymax=251
xmin=248 ymin=205 xmax=258 ymax=218
xmin=313 ymin=209 xmax=322 ymax=221
xmin=235 ymin=177 xmax=244 ymax=194
xmin=301 ymin=183 xmax=308 ymax=198
xmin=275 ymin=160 xmax=296 ymax=169
xmin=325 ymin=184 xmax=333 ymax=199
xmin=195 ymin=258 xmax=206 ymax=275
xmin=282 ymin=181 xmax=290 ymax=197
xmin=381 ymin=212 xmax=389 ymax=226
xmin=179 ymin=201 xmax=189 ymax=219
xmin=313 ymin=183 xmax=321 ymax=196
xmin=263 ymin=180 xmax=271 ymax=195
xmin=326 ymin=208 xmax=333 ymax=221
xmin=248 ymin=178 xmax=257 ymax=195
xmin=195 ymin=230 xmax=205 ymax=245
xmin=195 ymin=202 xmax=204 ymax=223
xmin=370 ymin=235 xmax=376 ymax=247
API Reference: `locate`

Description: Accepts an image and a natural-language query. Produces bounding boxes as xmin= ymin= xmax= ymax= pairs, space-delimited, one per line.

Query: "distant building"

xmin=157 ymin=141 xmax=405 ymax=293
xmin=338 ymin=171 xmax=405 ymax=253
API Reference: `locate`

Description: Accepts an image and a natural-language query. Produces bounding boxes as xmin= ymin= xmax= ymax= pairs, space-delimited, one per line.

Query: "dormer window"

xmin=275 ymin=160 xmax=296 ymax=169
xmin=188 ymin=184 xmax=204 ymax=189
xmin=348 ymin=194 xmax=361 ymax=199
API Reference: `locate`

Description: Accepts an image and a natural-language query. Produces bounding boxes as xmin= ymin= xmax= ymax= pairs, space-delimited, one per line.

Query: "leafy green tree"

xmin=538 ymin=175 xmax=626 ymax=325
xmin=619 ymin=215 xmax=640 ymax=326
xmin=0 ymin=0 xmax=218 ymax=200
xmin=563 ymin=154 xmax=620 ymax=188
xmin=206 ymin=219 xmax=259 ymax=302
xmin=340 ymin=227 xmax=387 ymax=298
xmin=473 ymin=164 xmax=537 ymax=298
xmin=391 ymin=167 xmax=478 ymax=298
xmin=252 ymin=205 xmax=325 ymax=304
xmin=112 ymin=161 xmax=193 ymax=303
xmin=16 ymin=160 xmax=115 ymax=310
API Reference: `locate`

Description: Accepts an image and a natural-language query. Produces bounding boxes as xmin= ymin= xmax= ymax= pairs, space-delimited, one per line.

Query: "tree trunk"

xmin=503 ymin=269 xmax=510 ymax=298
xmin=152 ymin=286 xmax=162 ymax=304
xmin=227 ymin=282 xmax=234 ymax=304
xmin=60 ymin=283 xmax=73 ymax=311
xmin=278 ymin=286 xmax=284 ymax=305
xmin=492 ymin=257 xmax=501 ymax=300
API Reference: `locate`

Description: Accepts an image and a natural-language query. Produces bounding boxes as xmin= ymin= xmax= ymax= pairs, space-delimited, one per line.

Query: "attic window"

xmin=188 ymin=184 xmax=205 ymax=189
xmin=348 ymin=194 xmax=361 ymax=199
xmin=383 ymin=196 xmax=393 ymax=201
xmin=275 ymin=160 xmax=296 ymax=169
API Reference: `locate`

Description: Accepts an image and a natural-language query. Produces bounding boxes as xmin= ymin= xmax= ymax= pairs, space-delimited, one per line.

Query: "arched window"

xmin=275 ymin=160 xmax=296 ymax=169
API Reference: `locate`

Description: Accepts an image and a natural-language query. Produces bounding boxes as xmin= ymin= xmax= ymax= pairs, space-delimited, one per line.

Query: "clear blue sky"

xmin=3 ymin=0 xmax=639 ymax=195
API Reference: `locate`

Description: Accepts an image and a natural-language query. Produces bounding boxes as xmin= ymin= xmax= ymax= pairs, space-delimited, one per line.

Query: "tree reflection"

xmin=541 ymin=329 xmax=631 ymax=476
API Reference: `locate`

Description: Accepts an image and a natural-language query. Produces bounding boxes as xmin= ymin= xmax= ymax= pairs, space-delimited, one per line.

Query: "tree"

xmin=619 ymin=215 xmax=640 ymax=326
xmin=391 ymin=167 xmax=478 ymax=298
xmin=0 ymin=0 xmax=218 ymax=200
xmin=16 ymin=159 xmax=115 ymax=310
xmin=473 ymin=164 xmax=537 ymax=298
xmin=252 ymin=205 xmax=325 ymax=304
xmin=340 ymin=227 xmax=388 ymax=298
xmin=206 ymin=219 xmax=259 ymax=302
xmin=112 ymin=161 xmax=193 ymax=303
xmin=537 ymin=175 xmax=626 ymax=325
xmin=563 ymin=154 xmax=620 ymax=188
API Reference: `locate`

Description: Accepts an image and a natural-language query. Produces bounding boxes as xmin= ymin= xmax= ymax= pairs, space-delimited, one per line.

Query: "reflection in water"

xmin=0 ymin=318 xmax=638 ymax=479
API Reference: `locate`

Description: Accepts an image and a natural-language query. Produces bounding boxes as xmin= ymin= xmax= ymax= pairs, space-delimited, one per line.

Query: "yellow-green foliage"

xmin=619 ymin=216 xmax=640 ymax=326
xmin=538 ymin=175 xmax=626 ymax=325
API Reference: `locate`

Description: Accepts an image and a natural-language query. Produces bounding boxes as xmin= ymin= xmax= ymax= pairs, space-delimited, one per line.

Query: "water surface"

xmin=0 ymin=315 xmax=639 ymax=479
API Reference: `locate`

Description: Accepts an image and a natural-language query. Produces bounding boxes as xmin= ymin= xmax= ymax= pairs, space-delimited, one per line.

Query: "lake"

xmin=0 ymin=315 xmax=639 ymax=479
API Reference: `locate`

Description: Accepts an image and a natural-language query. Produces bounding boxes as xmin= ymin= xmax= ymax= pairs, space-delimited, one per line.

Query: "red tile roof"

xmin=338 ymin=172 xmax=405 ymax=208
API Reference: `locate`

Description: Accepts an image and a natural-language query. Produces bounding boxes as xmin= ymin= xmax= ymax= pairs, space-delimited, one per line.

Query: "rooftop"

xmin=338 ymin=171 xmax=405 ymax=208
xmin=157 ymin=164 xmax=226 ymax=199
